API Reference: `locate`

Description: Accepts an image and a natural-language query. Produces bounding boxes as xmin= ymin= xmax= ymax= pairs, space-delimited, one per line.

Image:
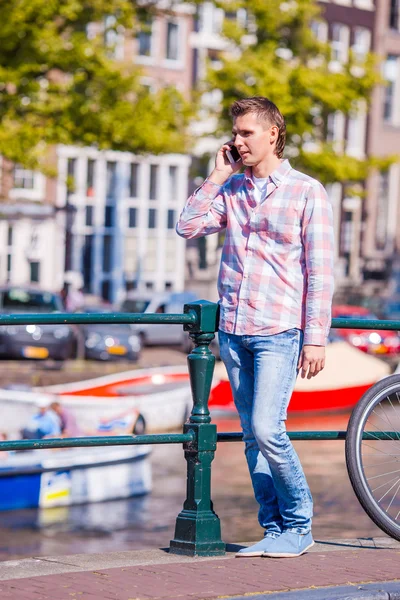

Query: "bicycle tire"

xmin=345 ymin=374 xmax=400 ymax=541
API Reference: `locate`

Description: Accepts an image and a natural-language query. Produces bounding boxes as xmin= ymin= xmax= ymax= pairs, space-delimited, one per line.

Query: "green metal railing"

xmin=0 ymin=300 xmax=399 ymax=557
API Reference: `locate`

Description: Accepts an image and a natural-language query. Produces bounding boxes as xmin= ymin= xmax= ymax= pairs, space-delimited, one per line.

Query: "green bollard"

xmin=169 ymin=301 xmax=225 ymax=556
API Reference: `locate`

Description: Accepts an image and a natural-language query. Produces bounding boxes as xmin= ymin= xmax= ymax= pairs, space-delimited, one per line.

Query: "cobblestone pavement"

xmin=0 ymin=539 xmax=399 ymax=599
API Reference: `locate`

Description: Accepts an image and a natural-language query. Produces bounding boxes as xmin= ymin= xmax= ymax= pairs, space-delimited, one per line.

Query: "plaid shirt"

xmin=177 ymin=159 xmax=334 ymax=346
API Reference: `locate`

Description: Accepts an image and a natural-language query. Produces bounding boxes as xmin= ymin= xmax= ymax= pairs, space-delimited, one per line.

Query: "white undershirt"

xmin=252 ymin=174 xmax=269 ymax=204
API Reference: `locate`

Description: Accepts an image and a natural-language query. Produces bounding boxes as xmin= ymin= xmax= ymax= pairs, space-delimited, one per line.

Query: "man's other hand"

xmin=297 ymin=345 xmax=325 ymax=379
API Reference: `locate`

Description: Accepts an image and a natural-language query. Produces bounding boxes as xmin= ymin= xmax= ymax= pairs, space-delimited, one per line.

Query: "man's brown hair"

xmin=229 ymin=97 xmax=286 ymax=159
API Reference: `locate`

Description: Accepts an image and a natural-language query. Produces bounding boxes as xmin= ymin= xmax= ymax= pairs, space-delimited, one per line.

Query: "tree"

xmin=0 ymin=0 xmax=192 ymax=172
xmin=205 ymin=0 xmax=393 ymax=186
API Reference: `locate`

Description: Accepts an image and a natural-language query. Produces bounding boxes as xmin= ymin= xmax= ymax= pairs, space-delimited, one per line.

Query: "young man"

xmin=176 ymin=97 xmax=334 ymax=558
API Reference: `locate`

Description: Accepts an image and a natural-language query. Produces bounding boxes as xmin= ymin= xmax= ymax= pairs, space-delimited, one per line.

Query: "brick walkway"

xmin=0 ymin=543 xmax=400 ymax=600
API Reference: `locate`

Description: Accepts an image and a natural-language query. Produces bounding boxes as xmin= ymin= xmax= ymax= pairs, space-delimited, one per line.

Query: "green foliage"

xmin=0 ymin=0 xmax=192 ymax=171
xmin=206 ymin=0 xmax=395 ymax=185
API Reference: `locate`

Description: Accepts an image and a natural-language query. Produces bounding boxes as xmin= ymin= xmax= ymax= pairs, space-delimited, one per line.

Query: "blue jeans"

xmin=218 ymin=328 xmax=313 ymax=536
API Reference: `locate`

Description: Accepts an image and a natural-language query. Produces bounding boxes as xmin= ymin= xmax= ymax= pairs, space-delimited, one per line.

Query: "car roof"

xmin=0 ymin=285 xmax=59 ymax=295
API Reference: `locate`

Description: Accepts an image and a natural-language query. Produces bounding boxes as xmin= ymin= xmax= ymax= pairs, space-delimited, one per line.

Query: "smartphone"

xmin=226 ymin=145 xmax=241 ymax=164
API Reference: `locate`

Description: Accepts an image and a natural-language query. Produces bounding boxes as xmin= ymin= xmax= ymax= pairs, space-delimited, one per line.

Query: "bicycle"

xmin=345 ymin=373 xmax=400 ymax=541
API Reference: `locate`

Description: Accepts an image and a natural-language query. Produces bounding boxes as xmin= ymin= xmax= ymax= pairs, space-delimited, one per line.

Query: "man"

xmin=50 ymin=400 xmax=82 ymax=437
xmin=176 ymin=97 xmax=334 ymax=558
xmin=21 ymin=397 xmax=61 ymax=439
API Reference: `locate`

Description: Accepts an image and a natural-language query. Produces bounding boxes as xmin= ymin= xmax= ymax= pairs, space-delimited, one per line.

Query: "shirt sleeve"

xmin=176 ymin=179 xmax=227 ymax=239
xmin=302 ymin=182 xmax=335 ymax=346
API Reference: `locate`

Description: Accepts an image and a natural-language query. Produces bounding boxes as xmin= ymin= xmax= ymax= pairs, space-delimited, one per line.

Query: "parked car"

xmin=77 ymin=305 xmax=142 ymax=362
xmin=0 ymin=286 xmax=76 ymax=360
xmin=119 ymin=291 xmax=198 ymax=351
xmin=332 ymin=305 xmax=400 ymax=356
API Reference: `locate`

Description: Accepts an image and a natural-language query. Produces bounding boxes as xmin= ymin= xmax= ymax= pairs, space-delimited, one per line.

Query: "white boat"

xmin=0 ymin=444 xmax=151 ymax=510
xmin=0 ymin=366 xmax=192 ymax=436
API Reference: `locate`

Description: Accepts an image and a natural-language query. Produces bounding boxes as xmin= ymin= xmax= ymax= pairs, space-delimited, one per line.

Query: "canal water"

xmin=0 ymin=412 xmax=384 ymax=560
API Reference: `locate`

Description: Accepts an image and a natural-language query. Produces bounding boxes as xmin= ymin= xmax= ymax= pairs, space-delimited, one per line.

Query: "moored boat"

xmin=0 ymin=444 xmax=151 ymax=510
xmin=0 ymin=366 xmax=192 ymax=436
xmin=0 ymin=343 xmax=391 ymax=439
xmin=210 ymin=341 xmax=392 ymax=414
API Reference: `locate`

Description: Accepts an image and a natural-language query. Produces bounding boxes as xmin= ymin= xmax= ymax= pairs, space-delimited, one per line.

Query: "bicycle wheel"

xmin=345 ymin=374 xmax=400 ymax=541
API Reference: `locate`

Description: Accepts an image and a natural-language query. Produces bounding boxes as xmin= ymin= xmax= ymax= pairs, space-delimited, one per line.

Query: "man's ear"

xmin=270 ymin=125 xmax=279 ymax=143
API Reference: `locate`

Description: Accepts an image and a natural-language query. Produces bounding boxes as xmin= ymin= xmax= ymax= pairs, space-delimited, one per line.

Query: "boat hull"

xmin=0 ymin=446 xmax=151 ymax=510
xmin=208 ymin=380 xmax=373 ymax=414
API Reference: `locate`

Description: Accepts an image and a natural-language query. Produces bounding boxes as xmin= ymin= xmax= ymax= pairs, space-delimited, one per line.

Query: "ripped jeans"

xmin=218 ymin=328 xmax=313 ymax=536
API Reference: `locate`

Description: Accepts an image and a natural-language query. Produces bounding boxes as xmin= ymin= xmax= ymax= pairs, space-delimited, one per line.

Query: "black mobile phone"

xmin=226 ymin=145 xmax=241 ymax=164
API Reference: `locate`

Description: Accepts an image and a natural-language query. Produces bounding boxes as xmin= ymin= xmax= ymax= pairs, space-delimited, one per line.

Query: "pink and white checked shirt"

xmin=177 ymin=160 xmax=334 ymax=346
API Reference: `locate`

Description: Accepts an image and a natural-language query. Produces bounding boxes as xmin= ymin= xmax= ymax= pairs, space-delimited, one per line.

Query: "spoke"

xmin=372 ymin=402 xmax=400 ymax=441
xmin=371 ymin=474 xmax=400 ymax=493
xmin=363 ymin=459 xmax=400 ymax=468
xmin=365 ymin=418 xmax=398 ymax=441
xmin=386 ymin=398 xmax=400 ymax=440
xmin=377 ymin=477 xmax=400 ymax=504
xmin=386 ymin=479 xmax=400 ymax=513
xmin=361 ymin=442 xmax=400 ymax=457
xmin=367 ymin=468 xmax=400 ymax=481
xmin=362 ymin=453 xmax=400 ymax=457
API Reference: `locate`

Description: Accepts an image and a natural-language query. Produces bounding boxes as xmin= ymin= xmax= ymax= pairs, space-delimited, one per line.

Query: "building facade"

xmin=56 ymin=146 xmax=190 ymax=303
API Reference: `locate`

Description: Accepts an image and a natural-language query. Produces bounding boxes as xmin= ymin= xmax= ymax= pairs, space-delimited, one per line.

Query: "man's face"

xmin=231 ymin=112 xmax=277 ymax=166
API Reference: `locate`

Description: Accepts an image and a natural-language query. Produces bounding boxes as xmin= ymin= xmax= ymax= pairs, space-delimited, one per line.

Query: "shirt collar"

xmin=244 ymin=159 xmax=291 ymax=189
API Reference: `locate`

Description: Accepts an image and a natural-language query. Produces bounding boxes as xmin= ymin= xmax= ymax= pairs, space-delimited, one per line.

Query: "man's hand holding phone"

xmin=208 ymin=142 xmax=242 ymax=186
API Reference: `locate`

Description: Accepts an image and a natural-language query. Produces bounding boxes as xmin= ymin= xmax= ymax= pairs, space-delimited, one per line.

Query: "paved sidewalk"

xmin=0 ymin=537 xmax=399 ymax=599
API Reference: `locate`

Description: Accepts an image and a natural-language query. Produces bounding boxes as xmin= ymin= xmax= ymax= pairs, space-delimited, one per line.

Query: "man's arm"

xmin=298 ymin=182 xmax=335 ymax=378
xmin=176 ymin=143 xmax=242 ymax=240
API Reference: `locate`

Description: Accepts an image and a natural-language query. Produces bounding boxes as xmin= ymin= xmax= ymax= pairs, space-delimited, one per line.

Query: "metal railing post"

xmin=170 ymin=300 xmax=225 ymax=556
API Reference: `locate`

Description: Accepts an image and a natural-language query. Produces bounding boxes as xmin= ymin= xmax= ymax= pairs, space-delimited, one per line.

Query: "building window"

xmin=346 ymin=101 xmax=367 ymax=158
xmin=87 ymin=159 xmax=95 ymax=197
xmin=198 ymin=237 xmax=207 ymax=269
xmin=375 ymin=171 xmax=390 ymax=251
xmin=67 ymin=158 xmax=76 ymax=197
xmin=166 ymin=21 xmax=179 ymax=61
xmin=167 ymin=209 xmax=175 ymax=229
xmin=352 ymin=27 xmax=371 ymax=62
xmin=13 ymin=166 xmax=34 ymax=189
xmin=7 ymin=226 xmax=13 ymax=247
xmin=85 ymin=205 xmax=94 ymax=227
xmin=103 ymin=235 xmax=112 ymax=273
xmin=106 ymin=161 xmax=117 ymax=200
xmin=311 ymin=19 xmax=328 ymax=43
xmin=138 ymin=19 xmax=152 ymax=56
xmin=104 ymin=205 xmax=114 ymax=227
xmin=148 ymin=208 xmax=156 ymax=229
xmin=168 ymin=166 xmax=177 ymax=198
xmin=129 ymin=207 xmax=137 ymax=228
xmin=327 ymin=111 xmax=345 ymax=152
xmin=390 ymin=0 xmax=400 ymax=30
xmin=383 ymin=55 xmax=399 ymax=124
xmin=101 ymin=280 xmax=111 ymax=301
xmin=149 ymin=165 xmax=158 ymax=200
xmin=30 ymin=261 xmax=40 ymax=283
xmin=104 ymin=15 xmax=124 ymax=60
xmin=340 ymin=211 xmax=353 ymax=255
xmin=82 ymin=235 xmax=94 ymax=292
xmin=129 ymin=163 xmax=139 ymax=198
xmin=331 ymin=23 xmax=350 ymax=64
xmin=197 ymin=4 xmax=224 ymax=35
xmin=6 ymin=254 xmax=12 ymax=282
